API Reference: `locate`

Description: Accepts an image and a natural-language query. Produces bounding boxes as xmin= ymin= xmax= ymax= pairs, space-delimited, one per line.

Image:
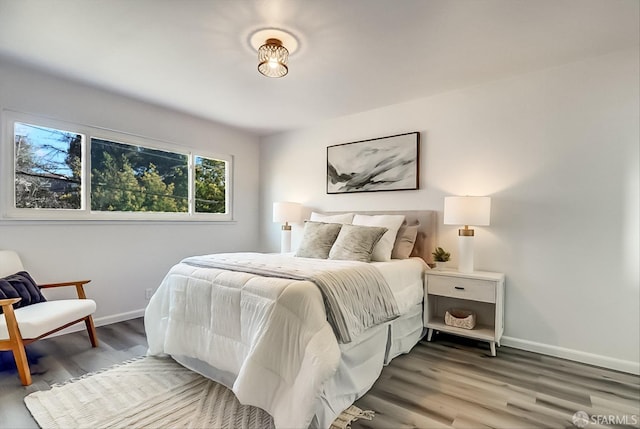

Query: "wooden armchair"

xmin=0 ymin=250 xmax=98 ymax=386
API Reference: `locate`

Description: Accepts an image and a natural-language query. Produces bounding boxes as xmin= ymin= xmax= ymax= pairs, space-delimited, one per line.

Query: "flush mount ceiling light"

xmin=249 ymin=28 xmax=299 ymax=78
xmin=258 ymin=38 xmax=288 ymax=77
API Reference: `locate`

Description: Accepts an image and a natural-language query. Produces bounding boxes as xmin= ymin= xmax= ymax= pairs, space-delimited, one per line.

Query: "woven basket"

xmin=444 ymin=308 xmax=476 ymax=330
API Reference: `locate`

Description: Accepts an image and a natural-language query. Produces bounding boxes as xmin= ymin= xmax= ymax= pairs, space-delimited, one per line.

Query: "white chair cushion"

xmin=0 ymin=299 xmax=96 ymax=340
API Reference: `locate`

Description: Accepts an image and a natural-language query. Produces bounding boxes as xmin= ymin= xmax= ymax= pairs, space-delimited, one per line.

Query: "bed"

xmin=145 ymin=210 xmax=435 ymax=429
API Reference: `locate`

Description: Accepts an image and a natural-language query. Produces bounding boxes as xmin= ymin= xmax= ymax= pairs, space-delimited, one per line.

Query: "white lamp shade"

xmin=273 ymin=202 xmax=301 ymax=223
xmin=444 ymin=196 xmax=491 ymax=226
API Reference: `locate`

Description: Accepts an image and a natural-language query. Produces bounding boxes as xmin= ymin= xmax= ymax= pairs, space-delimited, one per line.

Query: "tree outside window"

xmin=90 ymin=138 xmax=188 ymax=213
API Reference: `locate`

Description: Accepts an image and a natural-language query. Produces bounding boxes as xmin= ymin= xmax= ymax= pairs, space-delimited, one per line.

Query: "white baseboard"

xmin=47 ymin=308 xmax=146 ymax=338
xmin=502 ymin=336 xmax=640 ymax=375
xmin=93 ymin=309 xmax=146 ymax=327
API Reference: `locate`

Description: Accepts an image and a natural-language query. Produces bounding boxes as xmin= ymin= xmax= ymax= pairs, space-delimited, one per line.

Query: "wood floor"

xmin=353 ymin=336 xmax=639 ymax=429
xmin=0 ymin=319 xmax=147 ymax=428
xmin=1 ymin=318 xmax=638 ymax=429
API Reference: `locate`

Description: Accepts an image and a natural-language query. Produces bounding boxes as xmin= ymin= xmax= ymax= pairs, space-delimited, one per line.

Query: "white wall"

xmin=259 ymin=49 xmax=639 ymax=373
xmin=0 ymin=59 xmax=261 ymax=326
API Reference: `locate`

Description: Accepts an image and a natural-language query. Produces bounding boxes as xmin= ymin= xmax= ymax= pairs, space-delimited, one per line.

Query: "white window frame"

xmin=1 ymin=110 xmax=233 ymax=221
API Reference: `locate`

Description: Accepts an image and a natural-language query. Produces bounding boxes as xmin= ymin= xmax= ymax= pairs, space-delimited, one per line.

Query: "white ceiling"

xmin=0 ymin=0 xmax=638 ymax=136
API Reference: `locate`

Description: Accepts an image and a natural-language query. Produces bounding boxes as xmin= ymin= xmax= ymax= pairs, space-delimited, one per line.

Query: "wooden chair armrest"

xmin=38 ymin=280 xmax=92 ymax=300
xmin=0 ymin=297 xmax=22 ymax=308
xmin=38 ymin=280 xmax=91 ymax=289
xmin=1 ymin=298 xmax=21 ymax=321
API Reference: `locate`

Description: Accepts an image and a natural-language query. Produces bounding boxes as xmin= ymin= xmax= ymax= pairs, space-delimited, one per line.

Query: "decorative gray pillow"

xmin=295 ymin=221 xmax=343 ymax=259
xmin=352 ymin=214 xmax=405 ymax=261
xmin=391 ymin=224 xmax=419 ymax=259
xmin=328 ymin=224 xmax=388 ymax=262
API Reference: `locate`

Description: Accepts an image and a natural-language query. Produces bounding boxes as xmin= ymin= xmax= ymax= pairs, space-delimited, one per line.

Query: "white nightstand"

xmin=424 ymin=269 xmax=505 ymax=356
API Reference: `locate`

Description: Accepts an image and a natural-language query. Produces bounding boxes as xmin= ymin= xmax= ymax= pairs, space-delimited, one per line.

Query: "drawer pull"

xmin=454 ymin=286 xmax=465 ymax=291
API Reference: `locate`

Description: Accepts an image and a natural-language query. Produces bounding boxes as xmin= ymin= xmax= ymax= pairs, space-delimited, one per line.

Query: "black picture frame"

xmin=326 ymin=132 xmax=420 ymax=194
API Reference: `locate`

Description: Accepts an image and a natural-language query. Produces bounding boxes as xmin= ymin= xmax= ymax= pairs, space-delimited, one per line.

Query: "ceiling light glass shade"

xmin=258 ymin=38 xmax=289 ymax=78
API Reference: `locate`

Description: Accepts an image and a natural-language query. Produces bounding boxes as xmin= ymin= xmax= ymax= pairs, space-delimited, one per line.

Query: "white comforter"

xmin=145 ymin=253 xmax=425 ymax=428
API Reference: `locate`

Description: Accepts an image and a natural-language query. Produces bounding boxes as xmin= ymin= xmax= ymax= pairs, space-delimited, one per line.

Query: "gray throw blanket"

xmin=181 ymin=253 xmax=400 ymax=343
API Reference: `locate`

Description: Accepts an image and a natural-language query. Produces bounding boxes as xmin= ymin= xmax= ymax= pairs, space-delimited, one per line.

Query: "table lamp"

xmin=444 ymin=196 xmax=491 ymax=273
xmin=273 ymin=202 xmax=302 ymax=253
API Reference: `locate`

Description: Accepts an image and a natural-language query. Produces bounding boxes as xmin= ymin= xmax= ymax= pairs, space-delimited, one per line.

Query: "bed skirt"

xmin=172 ymin=302 xmax=424 ymax=429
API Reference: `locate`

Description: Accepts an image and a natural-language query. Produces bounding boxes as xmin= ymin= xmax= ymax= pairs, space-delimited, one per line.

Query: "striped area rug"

xmin=24 ymin=356 xmax=373 ymax=429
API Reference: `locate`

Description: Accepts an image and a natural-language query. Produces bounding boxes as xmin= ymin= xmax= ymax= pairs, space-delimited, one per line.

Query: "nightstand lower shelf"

xmin=425 ymin=320 xmax=500 ymax=356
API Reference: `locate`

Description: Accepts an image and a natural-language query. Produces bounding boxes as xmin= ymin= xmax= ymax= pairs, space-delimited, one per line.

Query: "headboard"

xmin=322 ymin=210 xmax=437 ymax=264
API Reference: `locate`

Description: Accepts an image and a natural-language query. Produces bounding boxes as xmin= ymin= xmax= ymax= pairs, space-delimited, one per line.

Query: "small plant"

xmin=432 ymin=247 xmax=451 ymax=262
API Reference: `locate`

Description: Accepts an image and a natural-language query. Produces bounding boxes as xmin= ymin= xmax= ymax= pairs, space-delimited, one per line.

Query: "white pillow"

xmin=352 ymin=214 xmax=405 ymax=261
xmin=309 ymin=211 xmax=354 ymax=224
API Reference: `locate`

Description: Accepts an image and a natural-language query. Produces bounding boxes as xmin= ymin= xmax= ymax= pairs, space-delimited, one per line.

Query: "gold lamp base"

xmin=458 ymin=225 xmax=475 ymax=237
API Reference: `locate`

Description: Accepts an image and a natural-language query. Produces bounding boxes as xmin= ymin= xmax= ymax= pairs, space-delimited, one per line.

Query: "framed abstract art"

xmin=327 ymin=132 xmax=419 ymax=194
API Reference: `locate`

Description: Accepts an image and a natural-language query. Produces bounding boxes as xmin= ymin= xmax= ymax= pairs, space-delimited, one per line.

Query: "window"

xmin=2 ymin=112 xmax=232 ymax=221
xmin=195 ymin=156 xmax=227 ymax=214
xmin=90 ymin=139 xmax=189 ymax=213
xmin=14 ymin=122 xmax=84 ymax=210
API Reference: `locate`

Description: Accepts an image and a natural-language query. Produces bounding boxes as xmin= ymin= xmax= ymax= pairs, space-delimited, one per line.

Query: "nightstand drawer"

xmin=427 ymin=275 xmax=496 ymax=303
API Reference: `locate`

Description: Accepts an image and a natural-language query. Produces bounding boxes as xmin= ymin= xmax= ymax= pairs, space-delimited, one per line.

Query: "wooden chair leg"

xmin=11 ymin=338 xmax=32 ymax=386
xmin=3 ymin=304 xmax=32 ymax=386
xmin=75 ymin=284 xmax=98 ymax=347
xmin=85 ymin=315 xmax=99 ymax=347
